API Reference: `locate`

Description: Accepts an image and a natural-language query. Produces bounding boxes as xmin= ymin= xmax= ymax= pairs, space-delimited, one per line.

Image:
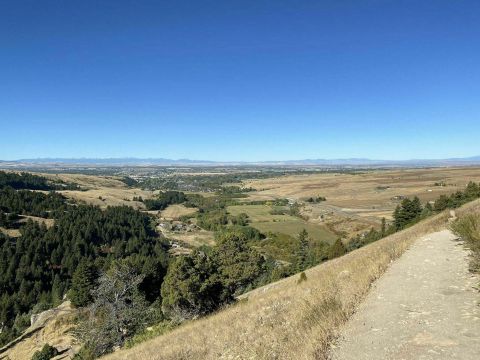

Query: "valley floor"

xmin=331 ymin=230 xmax=480 ymax=360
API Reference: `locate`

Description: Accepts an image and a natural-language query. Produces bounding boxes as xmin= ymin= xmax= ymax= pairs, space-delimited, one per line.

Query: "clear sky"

xmin=1 ymin=0 xmax=479 ymax=161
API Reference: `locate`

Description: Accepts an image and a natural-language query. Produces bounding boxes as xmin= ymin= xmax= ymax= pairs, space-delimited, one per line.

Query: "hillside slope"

xmin=102 ymin=200 xmax=480 ymax=360
xmin=0 ymin=302 xmax=79 ymax=360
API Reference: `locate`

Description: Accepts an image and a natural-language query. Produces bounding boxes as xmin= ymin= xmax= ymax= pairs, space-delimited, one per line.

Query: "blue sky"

xmin=1 ymin=0 xmax=480 ymax=161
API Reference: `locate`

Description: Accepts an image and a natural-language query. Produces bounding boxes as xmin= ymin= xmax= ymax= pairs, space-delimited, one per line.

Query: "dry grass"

xmin=17 ymin=215 xmax=55 ymax=228
xmin=0 ymin=301 xmax=79 ymax=360
xmin=39 ymin=173 xmax=157 ymax=209
xmin=162 ymin=229 xmax=216 ymax=248
xmin=0 ymin=227 xmax=21 ymax=237
xmin=450 ymin=206 xmax=480 ymax=274
xmin=252 ymin=221 xmax=336 ymax=244
xmin=1 ymin=216 xmax=54 ymax=238
xmin=161 ymin=204 xmax=198 ymax=220
xmin=103 ymin=200 xmax=480 ymax=360
xmin=244 ymin=167 xmax=480 ymax=220
xmin=41 ymin=173 xmax=127 ymax=189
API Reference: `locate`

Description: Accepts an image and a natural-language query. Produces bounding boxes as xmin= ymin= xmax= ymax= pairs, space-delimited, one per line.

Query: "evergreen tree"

xmin=410 ymin=197 xmax=422 ymax=218
xmin=295 ymin=229 xmax=310 ymax=271
xmin=465 ymin=181 xmax=480 ymax=200
xmin=70 ymin=261 xmax=97 ymax=307
xmin=51 ymin=274 xmax=63 ymax=306
xmin=381 ymin=217 xmax=386 ymax=237
xmin=161 ymin=252 xmax=225 ymax=319
xmin=212 ymin=233 xmax=265 ymax=295
xmin=328 ymin=239 xmax=347 ymax=260
xmin=393 ymin=197 xmax=423 ymax=230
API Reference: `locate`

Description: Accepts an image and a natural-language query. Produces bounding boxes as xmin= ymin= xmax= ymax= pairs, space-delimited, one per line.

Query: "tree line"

xmin=0 ymin=201 xmax=169 ymax=348
xmin=348 ymin=182 xmax=480 ymax=250
xmin=0 ymin=171 xmax=80 ymax=191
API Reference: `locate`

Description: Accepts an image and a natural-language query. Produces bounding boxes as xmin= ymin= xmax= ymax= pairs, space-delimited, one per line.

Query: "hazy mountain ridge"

xmin=2 ymin=156 xmax=480 ymax=167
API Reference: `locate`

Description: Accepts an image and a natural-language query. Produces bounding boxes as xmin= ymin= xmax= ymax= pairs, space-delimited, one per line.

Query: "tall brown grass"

xmin=451 ymin=209 xmax=480 ymax=274
xmin=103 ymin=200 xmax=480 ymax=360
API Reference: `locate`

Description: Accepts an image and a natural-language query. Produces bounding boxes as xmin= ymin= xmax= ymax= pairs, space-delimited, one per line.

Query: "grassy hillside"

xmin=102 ymin=199 xmax=480 ymax=360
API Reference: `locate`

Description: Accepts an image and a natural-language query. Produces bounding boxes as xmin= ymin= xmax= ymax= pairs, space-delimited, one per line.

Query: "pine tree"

xmin=393 ymin=205 xmax=403 ymax=230
xmin=328 ymin=239 xmax=347 ymax=259
xmin=410 ymin=197 xmax=422 ymax=218
xmin=161 ymin=252 xmax=224 ymax=319
xmin=394 ymin=197 xmax=423 ymax=230
xmin=69 ymin=261 xmax=97 ymax=307
xmin=295 ymin=229 xmax=310 ymax=272
xmin=51 ymin=274 xmax=63 ymax=306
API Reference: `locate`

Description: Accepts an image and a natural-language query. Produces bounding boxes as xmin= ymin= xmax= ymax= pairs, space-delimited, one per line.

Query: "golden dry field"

xmin=243 ymin=167 xmax=480 ymax=221
xmin=160 ymin=204 xmax=198 ymax=220
xmin=41 ymin=173 xmax=156 ymax=209
xmin=162 ymin=229 xmax=216 ymax=248
xmin=0 ymin=227 xmax=21 ymax=237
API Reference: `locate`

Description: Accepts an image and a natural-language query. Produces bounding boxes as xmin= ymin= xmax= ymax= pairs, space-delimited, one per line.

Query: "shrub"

xmin=328 ymin=239 xmax=347 ymax=260
xmin=31 ymin=344 xmax=58 ymax=360
xmin=451 ymin=214 xmax=480 ymax=274
xmin=297 ymin=271 xmax=307 ymax=284
xmin=213 ymin=234 xmax=266 ymax=295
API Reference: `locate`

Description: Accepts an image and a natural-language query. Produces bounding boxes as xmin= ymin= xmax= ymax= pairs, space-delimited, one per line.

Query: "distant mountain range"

xmin=1 ymin=156 xmax=480 ymax=167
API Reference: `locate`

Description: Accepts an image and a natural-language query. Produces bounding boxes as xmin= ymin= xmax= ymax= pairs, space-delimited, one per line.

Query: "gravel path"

xmin=332 ymin=230 xmax=480 ymax=360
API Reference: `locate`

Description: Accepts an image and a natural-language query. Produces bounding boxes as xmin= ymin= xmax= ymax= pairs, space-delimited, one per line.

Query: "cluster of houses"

xmin=158 ymin=221 xmax=198 ymax=232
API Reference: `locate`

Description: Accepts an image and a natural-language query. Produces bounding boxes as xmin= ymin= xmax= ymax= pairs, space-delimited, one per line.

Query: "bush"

xmin=197 ymin=210 xmax=228 ymax=231
xmin=451 ymin=214 xmax=480 ymax=274
xmin=31 ymin=344 xmax=58 ymax=360
xmin=269 ymin=207 xmax=286 ymax=215
xmin=213 ymin=234 xmax=266 ymax=295
xmin=328 ymin=239 xmax=347 ymax=260
xmin=297 ymin=271 xmax=307 ymax=284
xmin=72 ymin=346 xmax=96 ymax=360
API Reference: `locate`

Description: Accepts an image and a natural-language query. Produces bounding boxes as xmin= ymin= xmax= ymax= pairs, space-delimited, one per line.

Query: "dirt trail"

xmin=332 ymin=230 xmax=480 ymax=360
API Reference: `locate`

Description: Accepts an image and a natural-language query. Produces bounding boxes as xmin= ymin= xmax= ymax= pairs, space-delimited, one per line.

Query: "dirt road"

xmin=332 ymin=230 xmax=480 ymax=360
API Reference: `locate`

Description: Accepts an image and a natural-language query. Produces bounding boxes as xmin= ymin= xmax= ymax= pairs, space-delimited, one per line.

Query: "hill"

xmin=0 ymin=301 xmax=79 ymax=360
xmin=101 ymin=199 xmax=480 ymax=360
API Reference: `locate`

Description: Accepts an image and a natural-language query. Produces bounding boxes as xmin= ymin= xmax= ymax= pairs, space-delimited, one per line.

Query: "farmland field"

xmin=161 ymin=204 xmax=198 ymax=220
xmin=242 ymin=167 xmax=480 ymax=221
xmin=227 ymin=204 xmax=337 ymax=244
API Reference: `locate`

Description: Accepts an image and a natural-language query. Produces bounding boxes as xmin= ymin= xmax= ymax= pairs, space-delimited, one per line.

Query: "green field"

xmin=227 ymin=204 xmax=286 ymax=222
xmin=227 ymin=204 xmax=336 ymax=244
